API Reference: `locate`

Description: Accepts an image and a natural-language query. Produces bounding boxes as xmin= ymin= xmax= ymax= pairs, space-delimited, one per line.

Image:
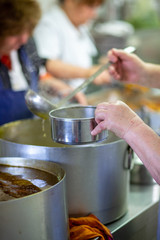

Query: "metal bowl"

xmin=49 ymin=105 xmax=108 ymax=145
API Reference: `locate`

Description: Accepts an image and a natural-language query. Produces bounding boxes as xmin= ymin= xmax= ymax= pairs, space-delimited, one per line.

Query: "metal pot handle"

xmin=124 ymin=145 xmax=134 ymax=170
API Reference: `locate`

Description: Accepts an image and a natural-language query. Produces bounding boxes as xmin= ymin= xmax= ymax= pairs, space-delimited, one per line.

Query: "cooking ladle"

xmin=25 ymin=46 xmax=136 ymax=119
xmin=25 ymin=90 xmax=54 ymax=119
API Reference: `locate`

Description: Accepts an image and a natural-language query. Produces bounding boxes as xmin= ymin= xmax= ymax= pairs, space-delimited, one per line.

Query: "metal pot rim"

xmin=49 ymin=105 xmax=96 ymax=121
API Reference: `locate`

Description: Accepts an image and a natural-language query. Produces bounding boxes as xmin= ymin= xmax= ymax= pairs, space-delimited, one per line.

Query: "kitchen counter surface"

xmin=106 ymin=184 xmax=160 ymax=240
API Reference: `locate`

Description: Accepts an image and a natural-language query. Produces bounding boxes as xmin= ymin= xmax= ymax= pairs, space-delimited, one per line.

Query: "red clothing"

xmin=1 ymin=55 xmax=12 ymax=69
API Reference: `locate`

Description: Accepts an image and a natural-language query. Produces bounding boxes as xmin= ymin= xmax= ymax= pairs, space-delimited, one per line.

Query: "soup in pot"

xmin=0 ymin=165 xmax=59 ymax=201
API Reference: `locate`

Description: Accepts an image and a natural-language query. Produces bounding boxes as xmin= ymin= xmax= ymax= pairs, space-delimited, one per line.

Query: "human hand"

xmin=91 ymin=100 xmax=143 ymax=139
xmin=107 ymin=48 xmax=146 ymax=85
xmin=59 ymin=89 xmax=88 ymax=105
xmin=40 ymin=77 xmax=88 ymax=105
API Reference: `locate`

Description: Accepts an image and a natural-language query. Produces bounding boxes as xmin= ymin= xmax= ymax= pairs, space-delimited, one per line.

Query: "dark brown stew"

xmin=0 ymin=165 xmax=59 ymax=200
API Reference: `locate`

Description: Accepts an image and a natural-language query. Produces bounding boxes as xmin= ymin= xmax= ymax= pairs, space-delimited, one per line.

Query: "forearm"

xmin=141 ymin=63 xmax=160 ymax=88
xmin=40 ymin=77 xmax=69 ymax=91
xmin=125 ymin=122 xmax=160 ymax=184
xmin=46 ymin=59 xmax=90 ymax=80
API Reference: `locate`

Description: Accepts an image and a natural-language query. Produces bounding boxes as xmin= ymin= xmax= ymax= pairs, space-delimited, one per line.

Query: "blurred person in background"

xmin=0 ymin=0 xmax=87 ymax=126
xmin=34 ymin=0 xmax=111 ymax=90
xmin=91 ymin=48 xmax=160 ymax=185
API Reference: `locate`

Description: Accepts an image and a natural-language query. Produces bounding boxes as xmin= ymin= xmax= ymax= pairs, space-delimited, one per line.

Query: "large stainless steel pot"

xmin=0 ymin=157 xmax=69 ymax=240
xmin=0 ymin=119 xmax=132 ymax=224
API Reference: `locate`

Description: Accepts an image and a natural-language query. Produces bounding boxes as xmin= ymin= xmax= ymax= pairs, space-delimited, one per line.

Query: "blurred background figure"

xmin=34 ymin=0 xmax=111 ymax=92
xmin=0 ymin=0 xmax=41 ymax=125
xmin=0 ymin=0 xmax=87 ymax=126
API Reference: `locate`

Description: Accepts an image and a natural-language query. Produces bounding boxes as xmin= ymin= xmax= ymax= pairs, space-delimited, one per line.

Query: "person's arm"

xmin=144 ymin=63 xmax=160 ymax=88
xmin=46 ymin=59 xmax=90 ymax=79
xmin=91 ymin=100 xmax=160 ymax=184
xmin=124 ymin=118 xmax=160 ymax=184
xmin=46 ymin=59 xmax=111 ymax=85
xmin=107 ymin=48 xmax=160 ymax=88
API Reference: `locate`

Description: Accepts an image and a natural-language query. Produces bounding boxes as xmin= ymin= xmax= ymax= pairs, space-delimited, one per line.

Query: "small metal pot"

xmin=49 ymin=106 xmax=108 ymax=145
xmin=0 ymin=157 xmax=69 ymax=240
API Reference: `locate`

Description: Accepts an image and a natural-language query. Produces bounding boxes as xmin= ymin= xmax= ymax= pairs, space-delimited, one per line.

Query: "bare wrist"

xmin=123 ymin=116 xmax=144 ymax=142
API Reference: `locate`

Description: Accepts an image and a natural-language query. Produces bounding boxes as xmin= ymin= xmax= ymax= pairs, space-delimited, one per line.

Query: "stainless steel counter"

xmin=107 ymin=184 xmax=160 ymax=240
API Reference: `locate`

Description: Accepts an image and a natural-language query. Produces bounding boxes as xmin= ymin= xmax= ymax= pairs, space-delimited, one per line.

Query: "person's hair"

xmin=0 ymin=0 xmax=41 ymax=39
xmin=59 ymin=0 xmax=104 ymax=6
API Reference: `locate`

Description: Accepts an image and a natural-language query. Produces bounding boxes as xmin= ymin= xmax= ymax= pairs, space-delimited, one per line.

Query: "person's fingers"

xmin=58 ymin=88 xmax=87 ymax=105
xmin=96 ymin=102 xmax=110 ymax=110
xmin=92 ymin=108 xmax=109 ymax=135
xmin=107 ymin=49 xmax=118 ymax=63
xmin=58 ymin=88 xmax=71 ymax=97
xmin=94 ymin=109 xmax=108 ymax=123
xmin=91 ymin=120 xmax=107 ymax=135
xmin=111 ymin=48 xmax=133 ymax=61
xmin=93 ymin=70 xmax=111 ymax=85
xmin=75 ymin=92 xmax=88 ymax=105
xmin=108 ymin=65 xmax=121 ymax=80
xmin=108 ymin=48 xmax=136 ymax=67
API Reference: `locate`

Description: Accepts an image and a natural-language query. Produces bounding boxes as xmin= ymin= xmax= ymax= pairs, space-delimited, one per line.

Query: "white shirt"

xmin=9 ymin=50 xmax=29 ymax=91
xmin=34 ymin=4 xmax=97 ymax=88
